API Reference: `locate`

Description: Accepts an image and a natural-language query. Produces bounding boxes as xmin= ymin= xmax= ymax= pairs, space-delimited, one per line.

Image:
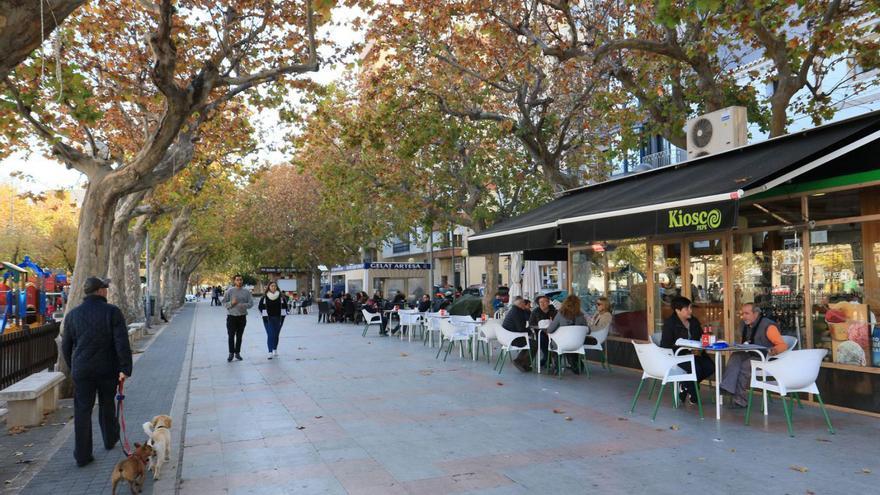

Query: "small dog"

xmin=110 ymin=442 xmax=153 ymax=494
xmin=142 ymin=414 xmax=173 ymax=480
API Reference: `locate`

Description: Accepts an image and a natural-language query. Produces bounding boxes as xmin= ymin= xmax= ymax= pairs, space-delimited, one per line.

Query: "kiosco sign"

xmin=667 ymin=208 xmax=723 ymax=231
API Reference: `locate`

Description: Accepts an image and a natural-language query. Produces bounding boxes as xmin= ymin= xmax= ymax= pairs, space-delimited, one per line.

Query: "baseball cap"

xmin=83 ymin=277 xmax=111 ymax=294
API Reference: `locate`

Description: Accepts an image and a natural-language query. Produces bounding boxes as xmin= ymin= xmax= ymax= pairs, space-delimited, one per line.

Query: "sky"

xmin=0 ymin=5 xmax=364 ymax=194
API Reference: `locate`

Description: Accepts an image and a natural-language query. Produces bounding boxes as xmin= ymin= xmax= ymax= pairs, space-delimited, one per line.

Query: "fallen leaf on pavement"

xmin=564 ymin=417 xmax=573 ymax=421
xmin=296 ymin=426 xmax=306 ymax=430
xmin=13 ymin=452 xmax=23 ymax=456
xmin=24 ymin=444 xmax=33 ymax=448
xmin=669 ymin=425 xmax=680 ymax=431
xmin=314 ymin=416 xmax=323 ymax=419
xmin=617 ymin=417 xmax=628 ymax=421
xmin=697 ymin=457 xmax=705 ymax=462
xmin=419 ymin=370 xmax=433 ymax=376
xmin=496 ymin=382 xmax=503 ymax=386
xmin=8 ymin=426 xmax=27 ymax=435
xmin=552 ymin=409 xmax=564 ymax=414
xmin=816 ymin=438 xmax=832 ymax=443
xmin=729 ymin=448 xmax=736 ymax=453
xmin=400 ymin=353 xmax=408 ymax=357
xmin=861 ymin=468 xmax=872 ymax=474
xmin=790 ymin=465 xmax=809 ymax=473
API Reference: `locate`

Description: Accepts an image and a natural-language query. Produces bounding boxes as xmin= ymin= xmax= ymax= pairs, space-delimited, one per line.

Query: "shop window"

xmin=739 ymin=197 xmax=804 ymax=228
xmin=539 ymin=264 xmax=559 ymax=291
xmin=732 ymin=231 xmax=805 ymax=344
xmin=407 ymin=277 xmax=425 ymax=300
xmin=347 ymin=279 xmax=363 ymax=295
xmin=652 ymin=242 xmax=682 ymax=337
xmin=607 ymin=244 xmax=648 ymax=340
xmin=809 ymin=222 xmax=877 ymax=367
xmin=808 ymin=187 xmax=875 ymax=222
xmin=571 ymin=249 xmax=606 ymax=313
xmin=689 ymin=239 xmax=725 ymax=340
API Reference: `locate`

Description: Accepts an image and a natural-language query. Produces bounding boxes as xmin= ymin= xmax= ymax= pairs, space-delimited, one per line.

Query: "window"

xmin=689 ymin=238 xmax=726 ymax=340
xmin=571 ymin=249 xmax=606 ymax=313
xmin=608 ymin=244 xmax=648 ymax=339
xmin=809 ymin=223 xmax=873 ymax=367
xmin=807 ymin=188 xmax=866 ymax=221
xmin=652 ymin=242 xmax=682 ymax=336
xmin=732 ymin=230 xmax=805 ymax=344
xmin=539 ymin=263 xmax=559 ymax=291
xmin=739 ymin=197 xmax=804 ymax=228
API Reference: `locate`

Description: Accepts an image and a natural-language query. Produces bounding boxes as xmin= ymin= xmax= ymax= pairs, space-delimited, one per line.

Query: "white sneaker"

xmin=268 ymin=352 xmax=273 ymax=360
xmin=273 ymin=350 xmax=278 ymax=357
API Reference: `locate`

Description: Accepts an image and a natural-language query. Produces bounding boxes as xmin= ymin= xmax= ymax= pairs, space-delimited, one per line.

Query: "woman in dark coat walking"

xmin=258 ymin=282 xmax=289 ymax=359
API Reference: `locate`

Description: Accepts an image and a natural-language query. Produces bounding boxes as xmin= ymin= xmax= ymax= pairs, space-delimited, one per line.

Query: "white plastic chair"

xmin=436 ymin=320 xmax=472 ymax=361
xmin=493 ymin=307 xmax=507 ymax=320
xmin=398 ymin=310 xmax=421 ymax=342
xmin=548 ymin=326 xmax=589 ymax=378
xmin=745 ymin=349 xmax=834 ymax=437
xmin=630 ymin=341 xmax=704 ymax=420
xmin=493 ymin=325 xmax=531 ymax=374
xmin=651 ymin=332 xmax=662 ymax=346
xmin=423 ymin=313 xmax=443 ymax=347
xmin=361 ymin=309 xmax=382 ymax=337
xmin=476 ymin=319 xmax=500 ymax=363
xmin=583 ymin=325 xmax=611 ymax=372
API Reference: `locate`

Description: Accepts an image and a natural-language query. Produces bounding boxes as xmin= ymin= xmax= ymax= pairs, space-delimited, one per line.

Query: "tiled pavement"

xmin=178 ymin=304 xmax=880 ymax=494
xmin=12 ymin=300 xmax=880 ymax=494
xmin=17 ymin=306 xmax=195 ymax=495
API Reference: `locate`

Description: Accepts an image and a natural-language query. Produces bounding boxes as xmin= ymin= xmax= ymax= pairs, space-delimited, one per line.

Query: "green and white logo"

xmin=668 ymin=208 xmax=723 ymax=231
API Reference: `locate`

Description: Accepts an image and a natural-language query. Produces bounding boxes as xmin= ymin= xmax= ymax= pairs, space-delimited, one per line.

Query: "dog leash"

xmin=116 ymin=377 xmax=132 ymax=457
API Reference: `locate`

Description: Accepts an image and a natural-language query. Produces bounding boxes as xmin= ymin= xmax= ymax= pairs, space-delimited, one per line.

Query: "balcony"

xmin=638 ymin=147 xmax=688 ymax=171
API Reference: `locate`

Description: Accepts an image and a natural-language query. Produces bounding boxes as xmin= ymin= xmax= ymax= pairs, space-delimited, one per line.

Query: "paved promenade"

xmin=7 ymin=300 xmax=880 ymax=494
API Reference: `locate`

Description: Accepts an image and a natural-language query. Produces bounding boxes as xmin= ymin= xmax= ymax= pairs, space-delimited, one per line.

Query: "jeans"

xmin=227 ymin=315 xmax=247 ymax=354
xmin=73 ymin=375 xmax=119 ymax=464
xmin=263 ymin=316 xmax=283 ymax=352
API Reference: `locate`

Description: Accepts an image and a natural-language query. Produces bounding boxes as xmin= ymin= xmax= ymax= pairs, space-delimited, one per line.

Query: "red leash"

xmin=116 ymin=377 xmax=131 ymax=456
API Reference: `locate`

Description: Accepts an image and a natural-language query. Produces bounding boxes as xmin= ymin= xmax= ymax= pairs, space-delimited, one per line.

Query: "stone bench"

xmin=0 ymin=371 xmax=65 ymax=427
xmin=128 ymin=322 xmax=146 ymax=346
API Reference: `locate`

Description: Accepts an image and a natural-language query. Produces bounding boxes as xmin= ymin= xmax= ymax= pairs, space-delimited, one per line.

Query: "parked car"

xmin=185 ymin=294 xmax=198 ymax=302
xmin=464 ymin=285 xmax=509 ymax=303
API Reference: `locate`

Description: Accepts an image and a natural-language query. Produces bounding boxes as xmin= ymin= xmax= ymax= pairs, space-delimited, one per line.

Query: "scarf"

xmin=266 ymin=290 xmax=280 ymax=301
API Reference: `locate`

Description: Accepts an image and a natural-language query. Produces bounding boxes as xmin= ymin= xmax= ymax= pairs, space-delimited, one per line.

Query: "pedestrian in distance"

xmin=223 ymin=275 xmax=254 ymax=362
xmin=61 ymin=277 xmax=132 ymax=467
xmin=258 ymin=281 xmax=289 ymax=359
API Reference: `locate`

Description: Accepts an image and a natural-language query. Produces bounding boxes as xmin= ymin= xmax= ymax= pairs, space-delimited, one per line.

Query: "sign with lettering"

xmin=658 ymin=201 xmax=737 ymax=235
xmin=260 ymin=267 xmax=301 ymax=273
xmin=366 ymin=262 xmax=432 ymax=270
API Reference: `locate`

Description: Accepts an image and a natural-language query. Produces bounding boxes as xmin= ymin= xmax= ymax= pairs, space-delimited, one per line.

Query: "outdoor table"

xmin=449 ymin=319 xmax=484 ymax=361
xmin=528 ymin=325 xmax=543 ymax=374
xmin=674 ymin=342 xmax=769 ymax=420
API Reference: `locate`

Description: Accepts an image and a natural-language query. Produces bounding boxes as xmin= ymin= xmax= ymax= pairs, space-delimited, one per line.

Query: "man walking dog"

xmin=62 ymin=277 xmax=132 ymax=467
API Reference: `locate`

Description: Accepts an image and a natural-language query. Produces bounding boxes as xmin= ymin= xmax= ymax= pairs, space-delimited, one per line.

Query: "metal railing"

xmin=0 ymin=322 xmax=60 ymax=390
xmin=639 ymin=147 xmax=688 ymax=170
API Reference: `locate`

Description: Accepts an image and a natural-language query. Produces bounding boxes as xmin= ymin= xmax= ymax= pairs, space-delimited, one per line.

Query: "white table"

xmin=675 ymin=343 xmax=769 ymax=420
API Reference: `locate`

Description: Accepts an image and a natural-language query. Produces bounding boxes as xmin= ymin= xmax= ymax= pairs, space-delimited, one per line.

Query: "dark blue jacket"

xmin=62 ymin=295 xmax=132 ymax=380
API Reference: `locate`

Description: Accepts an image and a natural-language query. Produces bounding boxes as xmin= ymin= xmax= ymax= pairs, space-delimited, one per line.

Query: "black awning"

xmin=523 ymin=247 xmax=568 ymax=261
xmin=467 ymin=109 xmax=880 ymax=253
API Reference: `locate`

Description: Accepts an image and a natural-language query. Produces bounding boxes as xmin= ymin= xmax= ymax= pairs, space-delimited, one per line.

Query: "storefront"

xmin=327 ymin=262 xmax=431 ymax=301
xmin=468 ymin=110 xmax=880 ymax=414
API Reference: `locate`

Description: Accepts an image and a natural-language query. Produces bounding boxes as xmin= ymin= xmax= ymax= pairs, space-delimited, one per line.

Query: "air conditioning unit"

xmin=686 ymin=106 xmax=748 ymax=159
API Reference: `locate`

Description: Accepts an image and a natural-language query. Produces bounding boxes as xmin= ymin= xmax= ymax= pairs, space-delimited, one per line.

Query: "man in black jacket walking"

xmin=62 ymin=277 xmax=132 ymax=467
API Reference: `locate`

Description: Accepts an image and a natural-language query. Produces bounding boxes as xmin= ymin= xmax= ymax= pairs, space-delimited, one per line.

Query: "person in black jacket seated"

xmin=364 ymin=297 xmax=389 ymax=336
xmin=528 ymin=295 xmax=557 ymax=366
xmin=660 ymin=296 xmax=714 ymax=404
xmin=502 ymin=296 xmax=534 ymax=372
xmin=62 ymin=277 xmax=133 ymax=467
xmin=417 ymin=294 xmax=431 ymax=312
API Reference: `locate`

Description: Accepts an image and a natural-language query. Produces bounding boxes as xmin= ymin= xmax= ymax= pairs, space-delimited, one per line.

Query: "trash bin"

xmin=144 ymin=296 xmax=156 ymax=318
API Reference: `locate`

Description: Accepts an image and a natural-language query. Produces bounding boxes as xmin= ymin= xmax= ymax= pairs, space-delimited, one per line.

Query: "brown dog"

xmin=110 ymin=442 xmax=153 ymax=495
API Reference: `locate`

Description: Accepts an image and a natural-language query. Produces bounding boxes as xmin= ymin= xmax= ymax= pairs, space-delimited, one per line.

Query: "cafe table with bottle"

xmin=675 ymin=324 xmax=770 ymax=420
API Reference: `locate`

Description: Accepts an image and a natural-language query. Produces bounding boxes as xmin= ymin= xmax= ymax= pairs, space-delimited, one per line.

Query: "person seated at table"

xmin=392 ymin=291 xmax=406 ymax=306
xmin=492 ymin=293 xmax=505 ymax=312
xmin=660 ymin=296 xmax=714 ymax=404
xmin=586 ymin=296 xmax=612 ymax=344
xmin=545 ymin=295 xmax=589 ymax=373
xmin=721 ymin=303 xmax=788 ymax=408
xmin=341 ymin=293 xmax=356 ymax=322
xmin=431 ymin=292 xmax=450 ymax=312
xmin=364 ymin=297 xmax=389 ymax=336
xmin=502 ymin=296 xmax=533 ymax=372
xmin=417 ymin=294 xmax=431 ymax=312
xmin=529 ymin=295 xmax=557 ymax=328
xmin=373 ymin=291 xmax=385 ymax=307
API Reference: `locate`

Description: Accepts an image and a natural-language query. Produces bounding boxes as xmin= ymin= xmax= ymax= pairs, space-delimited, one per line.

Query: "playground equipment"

xmin=0 ymin=256 xmax=68 ymax=335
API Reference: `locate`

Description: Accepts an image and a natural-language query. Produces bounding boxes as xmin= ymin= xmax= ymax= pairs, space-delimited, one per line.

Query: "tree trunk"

xmin=483 ymin=253 xmax=500 ymax=316
xmin=312 ymin=267 xmax=321 ymax=296
xmin=123 ymin=217 xmax=149 ymax=323
xmin=769 ymin=95 xmax=789 ymax=137
xmin=108 ymin=191 xmax=147 ymax=321
xmin=56 ymin=173 xmax=117 ymax=395
xmin=0 ymin=0 xmax=87 ymax=79
xmin=148 ymin=209 xmax=190 ymax=324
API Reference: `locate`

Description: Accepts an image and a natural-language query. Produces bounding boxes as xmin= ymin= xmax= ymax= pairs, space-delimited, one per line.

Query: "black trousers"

xmin=227 ymin=315 xmax=247 ymax=353
xmin=678 ymin=354 xmax=714 ymax=396
xmin=73 ymin=375 xmax=119 ymax=464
